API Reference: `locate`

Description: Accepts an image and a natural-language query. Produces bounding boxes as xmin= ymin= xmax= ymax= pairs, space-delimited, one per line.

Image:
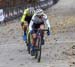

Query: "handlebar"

xmin=33 ymin=29 xmax=48 ymax=31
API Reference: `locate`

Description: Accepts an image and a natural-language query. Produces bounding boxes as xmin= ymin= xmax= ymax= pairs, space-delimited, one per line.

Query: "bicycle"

xmin=29 ymin=29 xmax=49 ymax=62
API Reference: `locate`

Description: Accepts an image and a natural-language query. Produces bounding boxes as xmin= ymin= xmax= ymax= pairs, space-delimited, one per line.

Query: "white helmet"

xmin=35 ymin=9 xmax=44 ymax=16
xmin=29 ymin=7 xmax=35 ymax=15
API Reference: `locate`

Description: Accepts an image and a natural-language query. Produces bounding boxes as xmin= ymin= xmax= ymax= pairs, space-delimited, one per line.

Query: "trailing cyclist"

xmin=29 ymin=9 xmax=51 ymax=56
xmin=20 ymin=7 xmax=35 ymax=44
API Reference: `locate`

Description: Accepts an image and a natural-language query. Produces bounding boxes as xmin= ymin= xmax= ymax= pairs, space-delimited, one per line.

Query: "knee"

xmin=32 ymin=34 xmax=36 ymax=39
xmin=40 ymin=24 xmax=45 ymax=30
xmin=21 ymin=23 xmax=28 ymax=30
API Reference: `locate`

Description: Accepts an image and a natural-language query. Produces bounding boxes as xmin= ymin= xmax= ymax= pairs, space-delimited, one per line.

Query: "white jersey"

xmin=29 ymin=13 xmax=51 ymax=32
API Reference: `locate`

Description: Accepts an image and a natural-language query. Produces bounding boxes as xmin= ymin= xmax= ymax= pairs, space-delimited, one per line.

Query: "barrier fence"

xmin=1 ymin=0 xmax=58 ymax=22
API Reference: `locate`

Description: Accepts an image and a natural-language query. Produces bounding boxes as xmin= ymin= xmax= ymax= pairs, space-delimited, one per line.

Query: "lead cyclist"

xmin=29 ymin=9 xmax=51 ymax=56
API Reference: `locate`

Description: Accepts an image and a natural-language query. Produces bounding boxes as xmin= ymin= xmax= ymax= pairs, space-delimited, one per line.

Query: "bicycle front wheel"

xmin=36 ymin=38 xmax=42 ymax=62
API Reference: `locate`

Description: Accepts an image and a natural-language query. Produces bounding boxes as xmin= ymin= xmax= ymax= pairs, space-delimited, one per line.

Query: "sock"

xmin=32 ymin=45 xmax=35 ymax=51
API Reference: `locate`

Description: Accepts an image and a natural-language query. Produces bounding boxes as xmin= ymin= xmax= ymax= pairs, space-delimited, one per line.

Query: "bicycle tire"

xmin=28 ymin=44 xmax=30 ymax=54
xmin=35 ymin=49 xmax=38 ymax=59
xmin=27 ymin=33 xmax=31 ymax=54
xmin=37 ymin=38 xmax=42 ymax=62
xmin=35 ymin=39 xmax=39 ymax=59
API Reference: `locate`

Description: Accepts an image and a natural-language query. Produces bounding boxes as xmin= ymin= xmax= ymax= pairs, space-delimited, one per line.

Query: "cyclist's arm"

xmin=44 ymin=14 xmax=51 ymax=29
xmin=46 ymin=19 xmax=51 ymax=29
xmin=29 ymin=20 xmax=34 ymax=32
xmin=29 ymin=14 xmax=35 ymax=32
xmin=20 ymin=13 xmax=26 ymax=23
xmin=20 ymin=9 xmax=29 ymax=23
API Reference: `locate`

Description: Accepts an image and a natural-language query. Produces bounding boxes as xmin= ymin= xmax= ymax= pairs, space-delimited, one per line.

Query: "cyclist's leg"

xmin=21 ymin=22 xmax=28 ymax=31
xmin=40 ymin=23 xmax=45 ymax=35
xmin=31 ymin=32 xmax=37 ymax=56
xmin=32 ymin=33 xmax=37 ymax=46
xmin=21 ymin=22 xmax=28 ymax=41
xmin=30 ymin=24 xmax=39 ymax=56
xmin=31 ymin=23 xmax=40 ymax=47
xmin=40 ymin=23 xmax=45 ymax=45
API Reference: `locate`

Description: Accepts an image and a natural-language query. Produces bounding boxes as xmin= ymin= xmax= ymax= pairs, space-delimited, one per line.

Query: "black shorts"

xmin=32 ymin=22 xmax=44 ymax=33
xmin=25 ymin=15 xmax=32 ymax=25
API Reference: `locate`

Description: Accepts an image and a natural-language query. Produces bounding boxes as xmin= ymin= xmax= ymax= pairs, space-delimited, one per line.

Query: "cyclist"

xmin=20 ymin=7 xmax=35 ymax=42
xmin=29 ymin=9 xmax=51 ymax=56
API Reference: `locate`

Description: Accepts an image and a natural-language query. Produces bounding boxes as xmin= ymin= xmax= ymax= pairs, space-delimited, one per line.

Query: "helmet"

xmin=35 ymin=9 xmax=44 ymax=16
xmin=29 ymin=7 xmax=35 ymax=15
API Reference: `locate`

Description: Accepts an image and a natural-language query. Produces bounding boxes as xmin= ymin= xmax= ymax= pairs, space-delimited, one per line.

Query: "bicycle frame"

xmin=34 ymin=29 xmax=48 ymax=62
xmin=36 ymin=29 xmax=48 ymax=39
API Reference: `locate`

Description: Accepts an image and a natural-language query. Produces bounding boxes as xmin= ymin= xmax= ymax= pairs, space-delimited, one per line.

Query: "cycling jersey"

xmin=29 ymin=13 xmax=51 ymax=32
xmin=20 ymin=8 xmax=32 ymax=24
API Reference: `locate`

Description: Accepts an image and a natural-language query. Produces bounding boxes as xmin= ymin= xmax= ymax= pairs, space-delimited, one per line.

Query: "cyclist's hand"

xmin=47 ymin=28 xmax=50 ymax=36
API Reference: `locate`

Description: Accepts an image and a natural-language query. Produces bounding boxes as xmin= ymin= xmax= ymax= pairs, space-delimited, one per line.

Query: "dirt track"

xmin=0 ymin=0 xmax=75 ymax=67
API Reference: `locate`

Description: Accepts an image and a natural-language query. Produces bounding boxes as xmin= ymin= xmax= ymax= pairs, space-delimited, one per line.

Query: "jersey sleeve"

xmin=29 ymin=20 xmax=33 ymax=32
xmin=20 ymin=9 xmax=28 ymax=23
xmin=44 ymin=14 xmax=51 ymax=29
xmin=29 ymin=14 xmax=36 ymax=32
